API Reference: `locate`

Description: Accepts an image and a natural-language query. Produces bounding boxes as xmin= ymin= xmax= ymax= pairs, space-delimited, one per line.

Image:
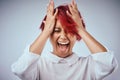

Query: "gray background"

xmin=0 ymin=0 xmax=120 ymax=80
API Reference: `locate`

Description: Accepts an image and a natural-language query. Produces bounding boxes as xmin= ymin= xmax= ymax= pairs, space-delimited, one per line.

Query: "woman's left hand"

xmin=67 ymin=0 xmax=84 ymax=31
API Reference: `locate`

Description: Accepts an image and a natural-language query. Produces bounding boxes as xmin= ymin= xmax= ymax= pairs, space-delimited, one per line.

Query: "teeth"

xmin=58 ymin=41 xmax=69 ymax=45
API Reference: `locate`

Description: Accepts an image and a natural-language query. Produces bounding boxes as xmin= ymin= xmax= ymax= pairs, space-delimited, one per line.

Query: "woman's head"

xmin=40 ymin=4 xmax=85 ymax=57
xmin=40 ymin=4 xmax=85 ymax=41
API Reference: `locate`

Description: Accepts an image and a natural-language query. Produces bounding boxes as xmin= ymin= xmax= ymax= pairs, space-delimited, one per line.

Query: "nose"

xmin=60 ymin=30 xmax=67 ymax=40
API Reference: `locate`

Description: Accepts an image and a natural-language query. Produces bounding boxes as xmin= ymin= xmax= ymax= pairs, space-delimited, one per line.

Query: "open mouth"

xmin=57 ymin=41 xmax=69 ymax=46
xmin=57 ymin=41 xmax=70 ymax=52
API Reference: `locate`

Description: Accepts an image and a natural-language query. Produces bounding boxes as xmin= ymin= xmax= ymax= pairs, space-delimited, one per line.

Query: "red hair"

xmin=40 ymin=5 xmax=85 ymax=41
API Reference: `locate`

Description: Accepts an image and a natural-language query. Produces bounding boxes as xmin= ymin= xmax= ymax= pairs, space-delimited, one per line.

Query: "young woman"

xmin=11 ymin=0 xmax=118 ymax=80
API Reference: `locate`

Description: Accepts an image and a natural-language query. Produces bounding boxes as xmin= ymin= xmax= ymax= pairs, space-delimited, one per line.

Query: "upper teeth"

xmin=58 ymin=41 xmax=69 ymax=45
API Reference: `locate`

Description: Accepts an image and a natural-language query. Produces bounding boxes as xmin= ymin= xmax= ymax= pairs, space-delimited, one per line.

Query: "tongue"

xmin=59 ymin=45 xmax=67 ymax=52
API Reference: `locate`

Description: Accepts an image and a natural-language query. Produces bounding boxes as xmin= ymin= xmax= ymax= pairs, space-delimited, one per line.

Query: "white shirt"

xmin=11 ymin=45 xmax=118 ymax=80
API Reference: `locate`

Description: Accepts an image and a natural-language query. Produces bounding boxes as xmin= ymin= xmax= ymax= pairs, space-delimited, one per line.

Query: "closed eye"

xmin=54 ymin=27 xmax=61 ymax=33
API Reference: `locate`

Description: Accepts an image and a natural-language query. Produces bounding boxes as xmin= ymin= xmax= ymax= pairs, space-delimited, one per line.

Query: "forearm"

xmin=79 ymin=29 xmax=107 ymax=54
xmin=30 ymin=30 xmax=49 ymax=55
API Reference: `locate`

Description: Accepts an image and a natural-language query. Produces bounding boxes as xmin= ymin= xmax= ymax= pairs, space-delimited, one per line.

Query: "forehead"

xmin=55 ymin=19 xmax=63 ymax=28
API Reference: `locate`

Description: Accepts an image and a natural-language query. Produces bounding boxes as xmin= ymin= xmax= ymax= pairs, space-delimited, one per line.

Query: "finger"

xmin=71 ymin=0 xmax=78 ymax=10
xmin=47 ymin=2 xmax=51 ymax=13
xmin=54 ymin=8 xmax=58 ymax=17
xmin=47 ymin=0 xmax=54 ymax=15
xmin=72 ymin=0 xmax=76 ymax=5
xmin=43 ymin=20 xmax=46 ymax=24
xmin=71 ymin=0 xmax=74 ymax=8
xmin=74 ymin=2 xmax=78 ymax=10
xmin=49 ymin=0 xmax=54 ymax=15
xmin=66 ymin=10 xmax=72 ymax=17
xmin=47 ymin=0 xmax=52 ymax=9
xmin=68 ymin=4 xmax=74 ymax=15
xmin=70 ymin=1 xmax=79 ymax=15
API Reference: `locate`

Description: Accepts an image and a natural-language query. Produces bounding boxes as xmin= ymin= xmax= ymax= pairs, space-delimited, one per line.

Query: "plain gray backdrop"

xmin=0 ymin=0 xmax=120 ymax=80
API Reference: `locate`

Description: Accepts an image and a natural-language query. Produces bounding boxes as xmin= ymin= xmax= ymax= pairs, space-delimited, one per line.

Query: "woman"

xmin=11 ymin=0 xmax=118 ymax=80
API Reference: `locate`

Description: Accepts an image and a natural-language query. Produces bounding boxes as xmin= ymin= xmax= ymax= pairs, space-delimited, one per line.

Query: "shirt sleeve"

xmin=91 ymin=51 xmax=118 ymax=80
xmin=11 ymin=45 xmax=40 ymax=80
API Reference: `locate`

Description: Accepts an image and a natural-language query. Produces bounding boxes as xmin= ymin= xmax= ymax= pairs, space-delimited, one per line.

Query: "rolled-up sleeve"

xmin=11 ymin=45 xmax=40 ymax=80
xmin=91 ymin=51 xmax=118 ymax=80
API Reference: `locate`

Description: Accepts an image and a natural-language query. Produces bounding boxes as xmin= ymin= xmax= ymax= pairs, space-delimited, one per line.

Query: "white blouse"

xmin=11 ymin=45 xmax=118 ymax=80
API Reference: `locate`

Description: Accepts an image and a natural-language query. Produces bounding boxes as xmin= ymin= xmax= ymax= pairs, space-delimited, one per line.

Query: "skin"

xmin=50 ymin=19 xmax=77 ymax=58
xmin=30 ymin=0 xmax=107 ymax=57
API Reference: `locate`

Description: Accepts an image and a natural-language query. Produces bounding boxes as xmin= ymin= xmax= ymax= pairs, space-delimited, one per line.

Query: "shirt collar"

xmin=46 ymin=52 xmax=80 ymax=66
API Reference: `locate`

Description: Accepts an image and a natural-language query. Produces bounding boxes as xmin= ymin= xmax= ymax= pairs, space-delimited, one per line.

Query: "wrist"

xmin=41 ymin=30 xmax=51 ymax=38
xmin=78 ymin=28 xmax=86 ymax=36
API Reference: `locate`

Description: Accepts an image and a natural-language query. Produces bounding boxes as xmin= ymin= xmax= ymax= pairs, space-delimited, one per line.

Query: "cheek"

xmin=71 ymin=39 xmax=76 ymax=47
xmin=68 ymin=34 xmax=77 ymax=41
xmin=50 ymin=33 xmax=59 ymax=45
xmin=52 ymin=33 xmax=59 ymax=41
xmin=68 ymin=35 xmax=76 ymax=46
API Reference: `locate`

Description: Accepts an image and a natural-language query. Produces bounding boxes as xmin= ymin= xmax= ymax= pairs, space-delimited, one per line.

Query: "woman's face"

xmin=50 ymin=20 xmax=77 ymax=58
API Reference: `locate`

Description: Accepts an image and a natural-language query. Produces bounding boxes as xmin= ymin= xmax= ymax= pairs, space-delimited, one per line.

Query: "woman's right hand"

xmin=43 ymin=0 xmax=58 ymax=36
